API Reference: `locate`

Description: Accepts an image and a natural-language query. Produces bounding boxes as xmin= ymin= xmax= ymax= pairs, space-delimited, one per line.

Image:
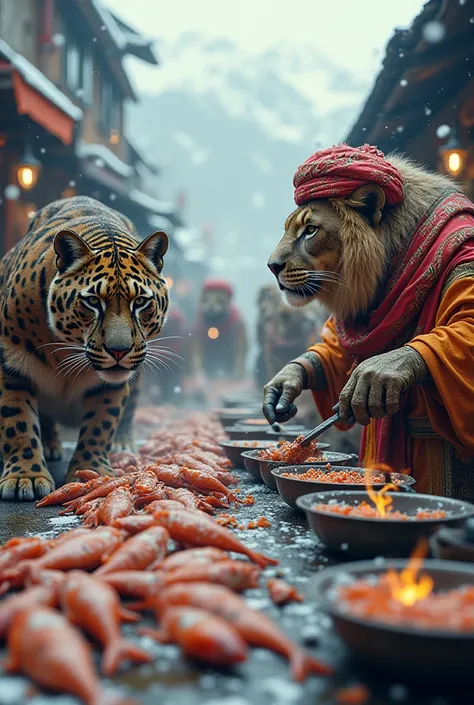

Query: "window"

xmin=82 ymin=47 xmax=94 ymax=105
xmin=99 ymin=77 xmax=120 ymax=137
xmin=62 ymin=34 xmax=94 ymax=105
xmin=64 ymin=38 xmax=80 ymax=92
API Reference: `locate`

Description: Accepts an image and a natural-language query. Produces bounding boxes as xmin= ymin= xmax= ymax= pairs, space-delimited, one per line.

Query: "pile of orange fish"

xmin=0 ymin=412 xmax=332 ymax=704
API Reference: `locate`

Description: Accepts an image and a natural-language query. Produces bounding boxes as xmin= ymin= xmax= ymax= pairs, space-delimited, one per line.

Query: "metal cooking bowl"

xmin=241 ymin=450 xmax=263 ymax=482
xmin=222 ymin=394 xmax=262 ymax=409
xmin=237 ymin=418 xmax=272 ymax=428
xmin=220 ymin=440 xmax=277 ymax=468
xmin=244 ymin=450 xmax=353 ymax=491
xmin=216 ymin=408 xmax=262 ymax=428
xmin=297 ymin=491 xmax=474 ymax=558
xmin=265 ymin=424 xmax=307 ymax=442
xmin=310 ymin=559 xmax=474 ymax=682
xmin=430 ymin=526 xmax=474 ymax=563
xmin=226 ymin=425 xmax=272 ymax=441
xmin=272 ymin=465 xmax=415 ymax=511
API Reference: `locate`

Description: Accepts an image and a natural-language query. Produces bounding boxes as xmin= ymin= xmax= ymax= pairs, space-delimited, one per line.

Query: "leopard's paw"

xmin=0 ymin=470 xmax=55 ymax=501
xmin=111 ymin=434 xmax=136 ymax=454
xmin=43 ymin=438 xmax=63 ymax=462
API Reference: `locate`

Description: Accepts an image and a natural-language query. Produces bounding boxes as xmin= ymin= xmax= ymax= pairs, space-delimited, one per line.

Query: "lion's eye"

xmin=303 ymin=225 xmax=318 ymax=240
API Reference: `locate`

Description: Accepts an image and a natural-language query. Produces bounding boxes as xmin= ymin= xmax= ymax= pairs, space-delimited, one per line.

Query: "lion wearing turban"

xmin=264 ymin=143 xmax=474 ymax=501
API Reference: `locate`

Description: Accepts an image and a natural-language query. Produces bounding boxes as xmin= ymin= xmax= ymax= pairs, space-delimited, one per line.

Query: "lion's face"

xmin=267 ymin=187 xmax=386 ymax=320
xmin=267 ymin=201 xmax=344 ymax=309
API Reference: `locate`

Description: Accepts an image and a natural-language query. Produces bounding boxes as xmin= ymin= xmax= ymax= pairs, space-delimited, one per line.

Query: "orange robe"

xmin=309 ymin=277 xmax=474 ymax=499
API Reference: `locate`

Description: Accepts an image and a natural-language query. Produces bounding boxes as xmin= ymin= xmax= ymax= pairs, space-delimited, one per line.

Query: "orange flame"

xmin=386 ymin=539 xmax=434 ymax=606
xmin=364 ymin=469 xmax=398 ymax=518
xmin=208 ymin=327 xmax=219 ymax=340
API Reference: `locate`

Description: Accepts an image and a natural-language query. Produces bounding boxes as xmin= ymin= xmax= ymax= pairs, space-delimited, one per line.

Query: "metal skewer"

xmin=297 ymin=403 xmax=355 ymax=447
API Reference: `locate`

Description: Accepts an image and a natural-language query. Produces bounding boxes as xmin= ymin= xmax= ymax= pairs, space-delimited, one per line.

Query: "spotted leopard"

xmin=0 ymin=196 xmax=169 ymax=501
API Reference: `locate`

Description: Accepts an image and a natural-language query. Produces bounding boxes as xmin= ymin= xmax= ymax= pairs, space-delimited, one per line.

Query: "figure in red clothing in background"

xmin=191 ymin=278 xmax=247 ymax=381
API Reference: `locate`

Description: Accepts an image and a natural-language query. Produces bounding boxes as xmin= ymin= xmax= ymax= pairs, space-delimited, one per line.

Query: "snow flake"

xmin=422 ymin=21 xmax=446 ymax=43
xmin=4 ymin=185 xmax=20 ymax=200
xmin=436 ymin=124 xmax=451 ymax=139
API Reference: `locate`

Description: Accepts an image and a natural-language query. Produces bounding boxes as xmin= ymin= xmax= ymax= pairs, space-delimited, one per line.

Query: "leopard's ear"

xmin=54 ymin=230 xmax=92 ymax=272
xmin=137 ymin=230 xmax=169 ymax=271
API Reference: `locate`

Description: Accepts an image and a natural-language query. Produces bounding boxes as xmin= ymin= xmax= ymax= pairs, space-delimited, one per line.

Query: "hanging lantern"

xmin=208 ymin=327 xmax=219 ymax=340
xmin=16 ymin=145 xmax=41 ymax=190
xmin=439 ymin=133 xmax=468 ymax=177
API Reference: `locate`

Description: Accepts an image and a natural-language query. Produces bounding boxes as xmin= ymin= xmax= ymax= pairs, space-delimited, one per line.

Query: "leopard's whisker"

xmin=146 ymin=351 xmax=183 ymax=370
xmin=145 ymin=353 xmax=174 ymax=374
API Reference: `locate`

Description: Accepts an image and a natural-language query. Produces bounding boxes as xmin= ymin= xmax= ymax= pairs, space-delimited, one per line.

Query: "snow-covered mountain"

xmin=128 ymin=34 xmax=369 ymax=343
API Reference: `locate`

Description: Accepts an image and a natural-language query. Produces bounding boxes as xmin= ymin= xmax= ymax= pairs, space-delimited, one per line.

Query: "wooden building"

xmin=346 ymin=0 xmax=474 ymax=198
xmin=0 ymin=0 xmax=182 ymax=255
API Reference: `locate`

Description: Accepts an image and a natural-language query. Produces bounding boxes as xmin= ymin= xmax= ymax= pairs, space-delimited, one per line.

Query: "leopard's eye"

xmin=86 ymin=295 xmax=100 ymax=307
xmin=134 ymin=296 xmax=149 ymax=308
xmin=303 ymin=224 xmax=318 ymax=240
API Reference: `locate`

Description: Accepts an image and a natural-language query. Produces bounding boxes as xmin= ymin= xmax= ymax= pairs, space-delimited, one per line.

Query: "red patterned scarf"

xmin=335 ymin=191 xmax=474 ymax=469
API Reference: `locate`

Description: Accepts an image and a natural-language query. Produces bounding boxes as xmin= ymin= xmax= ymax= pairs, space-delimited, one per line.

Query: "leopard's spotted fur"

xmin=0 ymin=196 xmax=169 ymax=501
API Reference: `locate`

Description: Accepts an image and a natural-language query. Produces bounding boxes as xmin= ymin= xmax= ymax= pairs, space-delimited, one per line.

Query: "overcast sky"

xmin=107 ymin=0 xmax=423 ymax=92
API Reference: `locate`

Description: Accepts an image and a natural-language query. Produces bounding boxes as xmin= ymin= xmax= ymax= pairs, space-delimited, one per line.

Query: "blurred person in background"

xmin=255 ymin=285 xmax=280 ymax=388
xmin=190 ymin=278 xmax=248 ymax=382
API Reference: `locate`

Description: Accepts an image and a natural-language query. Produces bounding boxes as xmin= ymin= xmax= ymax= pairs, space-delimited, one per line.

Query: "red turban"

xmin=202 ymin=278 xmax=233 ymax=296
xmin=293 ymin=143 xmax=405 ymax=207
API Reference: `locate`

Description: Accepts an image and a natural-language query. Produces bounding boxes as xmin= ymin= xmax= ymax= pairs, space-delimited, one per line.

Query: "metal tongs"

xmin=297 ymin=402 xmax=355 ymax=447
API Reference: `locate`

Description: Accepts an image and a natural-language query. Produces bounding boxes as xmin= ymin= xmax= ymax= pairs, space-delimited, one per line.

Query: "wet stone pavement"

xmin=0 ymin=444 xmax=470 ymax=705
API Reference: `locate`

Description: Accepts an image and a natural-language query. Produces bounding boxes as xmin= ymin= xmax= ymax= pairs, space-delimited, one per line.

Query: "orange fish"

xmin=113 ymin=515 xmax=157 ymax=534
xmin=165 ymin=487 xmax=215 ymax=513
xmin=60 ymin=571 xmax=152 ymax=675
xmin=163 ymin=560 xmax=261 ymax=591
xmin=153 ymin=582 xmax=332 ymax=682
xmin=133 ymin=486 xmax=168 ymax=510
xmin=159 ymin=547 xmax=229 ymax=572
xmin=153 ymin=510 xmax=278 ymax=568
xmin=6 ymin=606 xmax=135 ymax=705
xmin=36 ymin=482 xmax=88 ymax=507
xmin=0 ymin=537 xmax=49 ymax=577
xmin=93 ymin=487 xmax=134 ymax=527
xmin=4 ymin=527 xmax=124 ymax=584
xmin=147 ymin=464 xmax=185 ymax=488
xmin=74 ymin=469 xmax=100 ymax=481
xmin=267 ymin=578 xmax=304 ymax=606
xmin=65 ymin=477 xmax=131 ymax=512
xmin=143 ymin=499 xmax=188 ymax=513
xmin=100 ymin=570 xmax=164 ymax=600
xmin=179 ymin=467 xmax=242 ymax=504
xmin=141 ymin=606 xmax=248 ymax=666
xmin=95 ymin=526 xmax=169 ymax=575
xmin=0 ymin=583 xmax=58 ymax=638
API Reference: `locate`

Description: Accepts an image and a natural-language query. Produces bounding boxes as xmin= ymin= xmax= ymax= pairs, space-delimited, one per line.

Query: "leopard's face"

xmin=49 ymin=229 xmax=169 ymax=385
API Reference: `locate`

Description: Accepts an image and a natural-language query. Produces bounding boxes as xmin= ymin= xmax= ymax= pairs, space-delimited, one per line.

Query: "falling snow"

xmin=436 ymin=124 xmax=451 ymax=139
xmin=422 ymin=21 xmax=446 ymax=44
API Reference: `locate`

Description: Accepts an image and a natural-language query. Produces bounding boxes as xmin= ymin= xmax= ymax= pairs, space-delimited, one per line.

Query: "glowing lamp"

xmin=208 ymin=327 xmax=219 ymax=340
xmin=16 ymin=145 xmax=41 ymax=190
xmin=109 ymin=128 xmax=120 ymax=145
xmin=439 ymin=135 xmax=468 ymax=177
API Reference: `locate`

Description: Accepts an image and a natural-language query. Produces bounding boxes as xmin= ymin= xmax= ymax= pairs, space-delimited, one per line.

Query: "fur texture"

xmin=0 ymin=196 xmax=169 ymax=501
xmin=268 ymin=155 xmax=459 ymax=320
